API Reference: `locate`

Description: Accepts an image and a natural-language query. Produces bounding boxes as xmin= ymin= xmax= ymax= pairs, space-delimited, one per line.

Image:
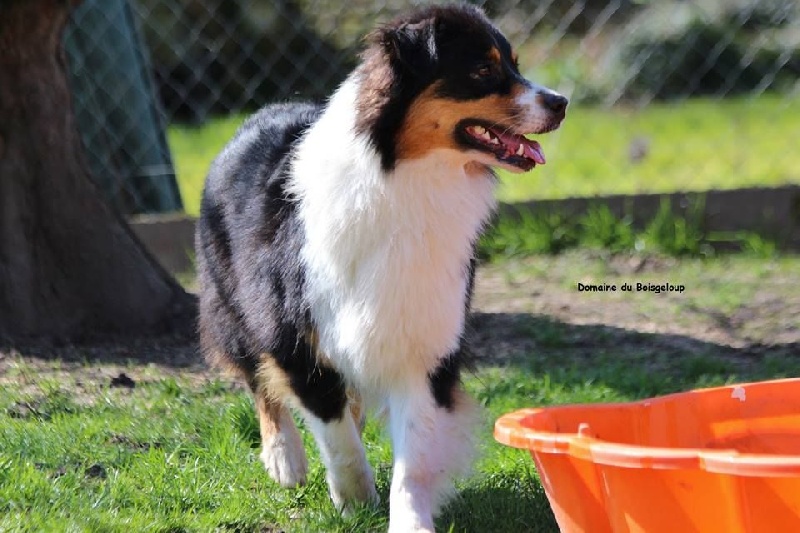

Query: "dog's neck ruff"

xmin=289 ymin=77 xmax=497 ymax=390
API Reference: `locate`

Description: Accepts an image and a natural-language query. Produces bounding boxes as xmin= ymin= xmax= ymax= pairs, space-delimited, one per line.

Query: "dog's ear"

xmin=376 ymin=17 xmax=439 ymax=77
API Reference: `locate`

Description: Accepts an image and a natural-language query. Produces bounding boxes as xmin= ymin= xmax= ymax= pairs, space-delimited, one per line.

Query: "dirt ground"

xmin=472 ymin=254 xmax=800 ymax=353
xmin=2 ymin=252 xmax=798 ymax=389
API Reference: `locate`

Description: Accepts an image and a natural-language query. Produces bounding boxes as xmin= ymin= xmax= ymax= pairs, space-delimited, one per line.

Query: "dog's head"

xmin=356 ymin=4 xmax=568 ymax=172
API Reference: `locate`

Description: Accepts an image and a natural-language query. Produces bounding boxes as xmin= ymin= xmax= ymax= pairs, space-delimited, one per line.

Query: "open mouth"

xmin=460 ymin=121 xmax=546 ymax=171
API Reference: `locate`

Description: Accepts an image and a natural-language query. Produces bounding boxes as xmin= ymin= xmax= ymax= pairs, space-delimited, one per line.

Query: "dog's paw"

xmin=387 ymin=520 xmax=434 ymax=533
xmin=329 ymin=462 xmax=379 ymax=514
xmin=387 ymin=503 xmax=435 ymax=533
xmin=260 ymin=432 xmax=308 ymax=488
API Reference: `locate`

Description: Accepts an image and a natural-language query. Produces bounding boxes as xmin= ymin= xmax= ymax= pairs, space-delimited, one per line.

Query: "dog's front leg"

xmin=302 ymin=399 xmax=378 ymax=513
xmin=387 ymin=380 xmax=477 ymax=533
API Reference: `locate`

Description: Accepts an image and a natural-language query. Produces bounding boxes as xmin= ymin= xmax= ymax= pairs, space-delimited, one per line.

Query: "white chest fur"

xmin=289 ymin=80 xmax=497 ymax=390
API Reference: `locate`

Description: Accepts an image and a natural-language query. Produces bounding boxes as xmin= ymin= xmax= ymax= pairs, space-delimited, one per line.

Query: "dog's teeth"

xmin=473 ymin=125 xmax=486 ymax=135
xmin=516 ymin=145 xmax=525 ymax=156
xmin=489 ymin=137 xmax=500 ymax=144
xmin=481 ymin=132 xmax=493 ymax=141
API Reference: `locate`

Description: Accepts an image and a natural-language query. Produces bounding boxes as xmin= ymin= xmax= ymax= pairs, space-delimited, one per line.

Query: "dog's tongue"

xmin=523 ymin=141 xmax=546 ymax=165
xmin=493 ymin=129 xmax=546 ymax=165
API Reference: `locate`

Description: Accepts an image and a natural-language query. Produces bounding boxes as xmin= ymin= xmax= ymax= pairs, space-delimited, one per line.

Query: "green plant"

xmin=722 ymin=0 xmax=796 ymax=30
xmin=738 ymin=232 xmax=778 ymax=258
xmin=479 ymin=209 xmax=578 ymax=260
xmin=638 ymin=197 xmax=709 ymax=256
xmin=478 ymin=196 xmax=784 ymax=260
xmin=622 ymin=21 xmax=762 ymax=99
xmin=578 ymin=204 xmax=636 ymax=252
xmin=480 ymin=200 xmax=704 ymax=260
xmin=708 ymin=231 xmax=778 ymax=258
xmin=678 ymin=354 xmax=734 ymax=382
xmin=231 ymin=396 xmax=261 ymax=449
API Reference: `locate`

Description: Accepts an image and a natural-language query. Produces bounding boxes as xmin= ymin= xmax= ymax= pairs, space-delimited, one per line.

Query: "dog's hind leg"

xmin=197 ymin=298 xmax=308 ymax=487
xmin=252 ymin=379 xmax=308 ymax=488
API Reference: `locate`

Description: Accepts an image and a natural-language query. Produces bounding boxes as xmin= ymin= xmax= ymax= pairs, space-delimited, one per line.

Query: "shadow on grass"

xmin=5 ymin=308 xmax=796 ymax=382
xmin=3 ymin=310 xmax=797 ymax=532
xmin=469 ymin=311 xmax=800 ymax=399
xmin=0 ymin=333 xmax=201 ymax=369
xmin=439 ymin=479 xmax=558 ymax=533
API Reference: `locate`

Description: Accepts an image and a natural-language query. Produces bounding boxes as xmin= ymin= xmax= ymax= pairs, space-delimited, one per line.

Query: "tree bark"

xmin=0 ymin=0 xmax=194 ymax=343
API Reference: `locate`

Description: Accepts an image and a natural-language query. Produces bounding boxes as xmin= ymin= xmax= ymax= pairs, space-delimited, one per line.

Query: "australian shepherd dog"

xmin=196 ymin=4 xmax=567 ymax=531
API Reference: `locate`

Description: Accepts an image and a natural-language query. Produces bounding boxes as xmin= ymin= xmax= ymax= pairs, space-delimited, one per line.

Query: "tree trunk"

xmin=0 ymin=0 xmax=194 ymax=343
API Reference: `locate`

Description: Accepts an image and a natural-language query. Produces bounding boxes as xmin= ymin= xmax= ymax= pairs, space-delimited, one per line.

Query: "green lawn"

xmin=2 ymin=252 xmax=798 ymax=532
xmin=169 ymin=95 xmax=800 ymax=216
xmin=3 ymin=358 xmax=798 ymax=532
xmin=169 ymin=114 xmax=246 ymax=217
xmin=0 ymin=368 xmax=559 ymax=532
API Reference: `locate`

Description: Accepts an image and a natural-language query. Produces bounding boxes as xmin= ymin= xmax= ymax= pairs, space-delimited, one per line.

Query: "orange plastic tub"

xmin=494 ymin=378 xmax=800 ymax=533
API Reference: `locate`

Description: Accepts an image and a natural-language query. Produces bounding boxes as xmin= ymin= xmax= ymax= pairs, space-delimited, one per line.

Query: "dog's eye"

xmin=470 ymin=64 xmax=493 ymax=79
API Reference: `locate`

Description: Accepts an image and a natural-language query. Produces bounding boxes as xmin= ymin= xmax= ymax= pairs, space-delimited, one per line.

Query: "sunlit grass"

xmin=1 ymin=362 xmax=786 ymax=532
xmin=168 ymin=114 xmax=247 ymax=217
xmin=3 ymin=252 xmax=799 ymax=531
xmin=4 ymin=346 xmax=799 ymax=531
xmin=498 ymin=94 xmax=800 ymax=202
xmin=167 ymin=95 xmax=800 ymax=217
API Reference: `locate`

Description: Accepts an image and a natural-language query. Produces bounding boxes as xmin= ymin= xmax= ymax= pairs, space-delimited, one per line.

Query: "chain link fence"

xmin=66 ymin=0 xmax=800 ymax=215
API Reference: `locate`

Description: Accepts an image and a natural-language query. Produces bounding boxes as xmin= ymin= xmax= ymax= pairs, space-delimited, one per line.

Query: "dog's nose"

xmin=540 ymin=93 xmax=569 ymax=114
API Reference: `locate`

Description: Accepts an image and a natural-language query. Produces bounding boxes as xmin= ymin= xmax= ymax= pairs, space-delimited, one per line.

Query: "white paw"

xmin=328 ymin=461 xmax=379 ymax=514
xmin=387 ymin=519 xmax=434 ymax=533
xmin=260 ymin=432 xmax=308 ymax=488
xmin=388 ymin=476 xmax=436 ymax=533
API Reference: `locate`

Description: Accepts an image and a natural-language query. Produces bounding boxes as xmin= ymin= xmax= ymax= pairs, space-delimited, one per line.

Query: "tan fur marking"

xmin=306 ymin=327 xmax=319 ymax=352
xmin=256 ymin=354 xmax=294 ymax=402
xmin=464 ymin=161 xmax=490 ymax=177
xmin=198 ymin=326 xmax=244 ymax=378
xmin=488 ymin=47 xmax=501 ymax=65
xmin=255 ymin=391 xmax=285 ymax=439
xmin=509 ymin=81 xmax=527 ymax=99
xmin=200 ymin=345 xmax=250 ymax=383
xmin=253 ymin=355 xmax=296 ymax=450
xmin=347 ymin=388 xmax=366 ymax=434
xmin=396 ymin=82 xmax=527 ymax=162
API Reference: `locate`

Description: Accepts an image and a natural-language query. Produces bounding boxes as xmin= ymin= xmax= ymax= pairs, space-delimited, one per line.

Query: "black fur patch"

xmin=196 ymin=102 xmax=350 ymax=422
xmin=270 ymin=329 xmax=348 ymax=422
xmin=428 ymin=352 xmax=463 ymax=411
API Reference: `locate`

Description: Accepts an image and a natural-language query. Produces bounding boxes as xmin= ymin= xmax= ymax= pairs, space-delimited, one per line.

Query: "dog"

xmin=195 ymin=4 xmax=567 ymax=531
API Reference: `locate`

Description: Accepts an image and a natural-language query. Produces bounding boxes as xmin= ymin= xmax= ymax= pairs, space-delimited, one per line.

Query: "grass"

xmin=169 ymin=114 xmax=246 ymax=217
xmin=3 ymin=353 xmax=798 ymax=532
xmin=4 ymin=344 xmax=800 ymax=531
xmin=168 ymin=95 xmax=800 ymax=216
xmin=0 ymin=368 xmax=557 ymax=532
xmin=481 ymin=251 xmax=800 ymax=333
xmin=1 ymin=250 xmax=798 ymax=531
xmin=498 ymin=94 xmax=800 ymax=203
